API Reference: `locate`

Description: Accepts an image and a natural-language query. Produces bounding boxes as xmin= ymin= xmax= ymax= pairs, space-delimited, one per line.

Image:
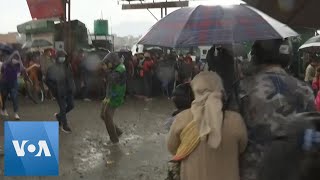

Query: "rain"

xmin=1 ymin=0 xmax=320 ymax=180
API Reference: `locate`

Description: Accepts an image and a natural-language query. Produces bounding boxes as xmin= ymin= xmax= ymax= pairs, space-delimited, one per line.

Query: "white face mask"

xmin=58 ymin=57 xmax=66 ymax=63
xmin=279 ymin=44 xmax=290 ymax=55
xmin=12 ymin=59 xmax=20 ymax=64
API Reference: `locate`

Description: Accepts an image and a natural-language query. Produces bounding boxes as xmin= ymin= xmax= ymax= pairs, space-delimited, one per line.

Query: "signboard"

xmin=26 ymin=0 xmax=64 ymax=19
xmin=122 ymin=1 xmax=189 ymax=9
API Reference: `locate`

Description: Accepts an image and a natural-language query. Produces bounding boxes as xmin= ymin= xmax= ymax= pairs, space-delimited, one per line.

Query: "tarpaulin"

xmin=26 ymin=0 xmax=64 ymax=19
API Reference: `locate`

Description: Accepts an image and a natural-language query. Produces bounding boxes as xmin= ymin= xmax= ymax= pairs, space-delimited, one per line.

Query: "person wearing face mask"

xmin=45 ymin=50 xmax=75 ymax=133
xmin=0 ymin=51 xmax=28 ymax=120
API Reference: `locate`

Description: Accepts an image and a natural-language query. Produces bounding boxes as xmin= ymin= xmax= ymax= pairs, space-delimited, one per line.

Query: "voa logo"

xmin=5 ymin=121 xmax=59 ymax=176
xmin=12 ymin=140 xmax=51 ymax=157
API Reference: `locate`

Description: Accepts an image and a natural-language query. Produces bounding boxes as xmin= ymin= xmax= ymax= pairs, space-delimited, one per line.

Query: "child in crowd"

xmin=165 ymin=82 xmax=194 ymax=130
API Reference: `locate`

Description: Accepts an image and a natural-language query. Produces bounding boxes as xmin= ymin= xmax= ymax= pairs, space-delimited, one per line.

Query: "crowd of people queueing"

xmin=164 ymin=39 xmax=319 ymax=180
xmin=1 ymin=38 xmax=320 ymax=180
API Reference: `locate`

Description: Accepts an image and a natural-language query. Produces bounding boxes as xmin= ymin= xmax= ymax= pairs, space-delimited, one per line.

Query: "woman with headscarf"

xmin=167 ymin=71 xmax=248 ymax=180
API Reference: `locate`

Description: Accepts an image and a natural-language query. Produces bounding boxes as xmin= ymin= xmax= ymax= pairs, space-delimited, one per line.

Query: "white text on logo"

xmin=12 ymin=140 xmax=51 ymax=157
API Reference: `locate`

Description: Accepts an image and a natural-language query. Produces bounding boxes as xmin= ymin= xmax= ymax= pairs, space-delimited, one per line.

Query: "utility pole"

xmin=63 ymin=0 xmax=72 ymax=61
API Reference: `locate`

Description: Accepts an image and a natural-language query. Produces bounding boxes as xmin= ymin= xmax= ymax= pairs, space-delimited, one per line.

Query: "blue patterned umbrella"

xmin=138 ymin=5 xmax=298 ymax=48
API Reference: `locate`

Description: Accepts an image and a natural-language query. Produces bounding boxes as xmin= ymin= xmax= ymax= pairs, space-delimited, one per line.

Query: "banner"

xmin=26 ymin=0 xmax=64 ymax=19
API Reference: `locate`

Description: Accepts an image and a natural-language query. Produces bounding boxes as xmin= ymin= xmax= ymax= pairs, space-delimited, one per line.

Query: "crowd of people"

xmin=305 ymin=54 xmax=320 ymax=111
xmin=1 ymin=38 xmax=320 ymax=180
xmin=165 ymin=39 xmax=320 ymax=180
xmin=126 ymin=51 xmax=203 ymax=101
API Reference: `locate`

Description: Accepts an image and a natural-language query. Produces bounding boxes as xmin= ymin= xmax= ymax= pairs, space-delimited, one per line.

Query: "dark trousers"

xmin=2 ymin=81 xmax=19 ymax=113
xmin=143 ymin=72 xmax=153 ymax=98
xmin=56 ymin=94 xmax=74 ymax=125
xmin=100 ymin=103 xmax=123 ymax=143
xmin=82 ymin=74 xmax=90 ymax=99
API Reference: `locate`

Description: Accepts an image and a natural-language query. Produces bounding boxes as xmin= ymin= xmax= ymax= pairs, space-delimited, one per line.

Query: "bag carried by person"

xmin=165 ymin=161 xmax=180 ymax=180
xmin=165 ymin=120 xmax=200 ymax=180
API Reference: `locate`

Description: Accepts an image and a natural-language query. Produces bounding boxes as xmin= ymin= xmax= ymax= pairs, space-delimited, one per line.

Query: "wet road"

xmin=0 ymin=97 xmax=174 ymax=180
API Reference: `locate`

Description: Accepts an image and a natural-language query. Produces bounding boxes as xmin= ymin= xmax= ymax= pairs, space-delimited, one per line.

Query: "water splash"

xmin=83 ymin=54 xmax=102 ymax=71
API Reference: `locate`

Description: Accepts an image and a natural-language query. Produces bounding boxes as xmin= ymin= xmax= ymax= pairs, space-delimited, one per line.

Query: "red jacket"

xmin=312 ymin=78 xmax=320 ymax=91
xmin=143 ymin=58 xmax=154 ymax=73
xmin=184 ymin=56 xmax=192 ymax=64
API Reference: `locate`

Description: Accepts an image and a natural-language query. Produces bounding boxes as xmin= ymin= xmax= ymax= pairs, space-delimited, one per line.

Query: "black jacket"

xmin=45 ymin=62 xmax=75 ymax=97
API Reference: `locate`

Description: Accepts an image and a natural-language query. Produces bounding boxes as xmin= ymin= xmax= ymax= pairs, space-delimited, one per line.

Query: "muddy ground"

xmin=0 ymin=97 xmax=174 ymax=180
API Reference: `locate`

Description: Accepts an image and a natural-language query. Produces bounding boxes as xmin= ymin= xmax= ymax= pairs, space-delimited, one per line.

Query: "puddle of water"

xmin=74 ymin=131 xmax=149 ymax=173
xmin=123 ymin=134 xmax=142 ymax=141
xmin=75 ymin=151 xmax=104 ymax=173
xmin=75 ymin=131 xmax=111 ymax=173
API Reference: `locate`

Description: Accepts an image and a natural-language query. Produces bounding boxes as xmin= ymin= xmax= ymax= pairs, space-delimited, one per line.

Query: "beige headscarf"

xmin=191 ymin=71 xmax=224 ymax=149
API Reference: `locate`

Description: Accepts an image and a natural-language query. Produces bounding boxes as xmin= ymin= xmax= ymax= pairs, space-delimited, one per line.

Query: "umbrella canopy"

xmin=146 ymin=46 xmax=163 ymax=51
xmin=244 ymin=0 xmax=320 ymax=28
xmin=118 ymin=48 xmax=130 ymax=52
xmin=22 ymin=39 xmax=53 ymax=49
xmin=299 ymin=35 xmax=320 ymax=52
xmin=138 ymin=5 xmax=298 ymax=48
xmin=0 ymin=43 xmax=14 ymax=54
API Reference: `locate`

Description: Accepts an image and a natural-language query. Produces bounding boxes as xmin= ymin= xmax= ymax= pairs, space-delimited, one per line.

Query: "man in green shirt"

xmin=100 ymin=52 xmax=126 ymax=144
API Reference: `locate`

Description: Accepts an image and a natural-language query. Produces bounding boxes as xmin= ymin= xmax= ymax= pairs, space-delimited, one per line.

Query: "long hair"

xmin=258 ymin=112 xmax=320 ymax=180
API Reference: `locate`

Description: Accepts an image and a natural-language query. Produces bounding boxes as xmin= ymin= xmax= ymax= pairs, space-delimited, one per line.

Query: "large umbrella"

xmin=299 ymin=35 xmax=320 ymax=52
xmin=146 ymin=46 xmax=162 ymax=51
xmin=0 ymin=43 xmax=14 ymax=54
xmin=138 ymin=5 xmax=298 ymax=48
xmin=243 ymin=0 xmax=320 ymax=28
xmin=22 ymin=39 xmax=53 ymax=49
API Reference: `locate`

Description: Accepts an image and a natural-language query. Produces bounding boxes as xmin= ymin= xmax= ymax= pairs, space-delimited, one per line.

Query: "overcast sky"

xmin=0 ymin=0 xmax=242 ymax=36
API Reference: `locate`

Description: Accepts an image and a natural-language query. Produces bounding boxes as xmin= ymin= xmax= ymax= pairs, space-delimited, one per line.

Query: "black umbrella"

xmin=0 ymin=43 xmax=14 ymax=54
xmin=299 ymin=35 xmax=320 ymax=53
xmin=243 ymin=0 xmax=320 ymax=28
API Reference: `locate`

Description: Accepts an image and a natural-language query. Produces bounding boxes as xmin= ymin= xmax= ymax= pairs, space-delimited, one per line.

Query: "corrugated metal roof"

xmin=0 ymin=33 xmax=18 ymax=44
